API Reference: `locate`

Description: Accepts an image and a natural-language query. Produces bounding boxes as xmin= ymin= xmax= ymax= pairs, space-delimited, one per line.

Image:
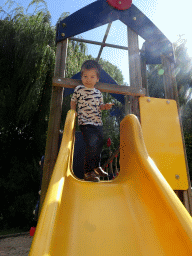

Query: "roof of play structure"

xmin=56 ymin=0 xmax=174 ymax=64
xmin=59 ymin=0 xmax=175 ymax=106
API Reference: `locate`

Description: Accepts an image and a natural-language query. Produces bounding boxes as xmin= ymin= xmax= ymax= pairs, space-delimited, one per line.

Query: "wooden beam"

xmin=124 ymin=95 xmax=131 ymax=115
xmin=70 ymin=37 xmax=129 ymax=51
xmin=39 ymin=39 xmax=68 ymax=214
xmin=183 ymin=190 xmax=190 ymax=213
xmin=102 ymin=147 xmax=120 ymax=170
xmin=141 ymin=55 xmax=149 ymax=96
xmin=52 ymin=77 xmax=146 ymax=96
xmin=161 ymin=55 xmax=174 ymax=99
xmin=128 ymin=27 xmax=142 ymax=89
xmin=96 ymin=22 xmax=112 ymax=62
xmin=127 ymin=27 xmax=142 ymax=118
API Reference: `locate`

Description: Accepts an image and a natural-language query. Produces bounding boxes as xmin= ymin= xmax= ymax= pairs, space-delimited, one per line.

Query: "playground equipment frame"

xmin=40 ymin=1 xmax=192 ymax=215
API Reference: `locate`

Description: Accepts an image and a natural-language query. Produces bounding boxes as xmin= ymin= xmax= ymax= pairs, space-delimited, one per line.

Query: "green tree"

xmin=56 ymin=11 xmax=70 ymax=25
xmin=174 ymin=38 xmax=192 ymax=106
xmin=0 ymin=0 xmax=55 ymax=229
xmin=99 ymin=58 xmax=124 ymax=85
xmin=173 ymin=39 xmax=192 ymax=134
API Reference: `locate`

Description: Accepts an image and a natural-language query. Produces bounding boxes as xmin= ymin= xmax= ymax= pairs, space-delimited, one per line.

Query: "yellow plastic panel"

xmin=30 ymin=113 xmax=192 ymax=255
xmin=139 ymin=97 xmax=188 ymax=190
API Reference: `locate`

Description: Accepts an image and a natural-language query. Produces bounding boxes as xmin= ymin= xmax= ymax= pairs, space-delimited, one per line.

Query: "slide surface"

xmin=30 ymin=111 xmax=192 ymax=255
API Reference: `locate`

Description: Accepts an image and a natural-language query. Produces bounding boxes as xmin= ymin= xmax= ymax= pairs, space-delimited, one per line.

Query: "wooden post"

xmin=127 ymin=27 xmax=142 ymax=119
xmin=161 ymin=55 xmax=179 ymax=101
xmin=140 ymin=43 xmax=149 ymax=96
xmin=141 ymin=55 xmax=149 ymax=96
xmin=109 ymin=148 xmax=113 ymax=176
xmin=124 ymin=95 xmax=131 ymax=115
xmin=39 ymin=40 xmax=68 ymax=214
xmin=102 ymin=147 xmax=120 ymax=170
xmin=114 ymin=156 xmax=118 ymax=176
xmin=161 ymin=55 xmax=192 ymax=215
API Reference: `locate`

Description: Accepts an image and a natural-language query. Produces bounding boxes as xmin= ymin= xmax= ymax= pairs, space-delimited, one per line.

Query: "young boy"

xmin=71 ymin=60 xmax=114 ymax=182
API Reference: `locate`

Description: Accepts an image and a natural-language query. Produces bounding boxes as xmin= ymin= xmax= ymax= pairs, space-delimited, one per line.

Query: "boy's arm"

xmin=100 ymin=103 xmax=114 ymax=111
xmin=100 ymin=104 xmax=106 ymax=110
xmin=70 ymin=100 xmax=77 ymax=112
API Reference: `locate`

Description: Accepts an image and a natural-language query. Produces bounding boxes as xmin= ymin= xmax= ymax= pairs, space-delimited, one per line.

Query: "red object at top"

xmin=107 ymin=0 xmax=132 ymax=10
xmin=107 ymin=138 xmax=112 ymax=147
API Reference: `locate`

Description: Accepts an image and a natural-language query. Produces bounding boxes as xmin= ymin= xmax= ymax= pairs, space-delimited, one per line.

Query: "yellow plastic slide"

xmin=30 ymin=110 xmax=192 ymax=255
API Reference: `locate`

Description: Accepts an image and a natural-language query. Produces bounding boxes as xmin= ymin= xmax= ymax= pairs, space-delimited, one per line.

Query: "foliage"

xmin=56 ymin=11 xmax=70 ymax=25
xmin=147 ymin=38 xmax=192 ymax=107
xmin=66 ymin=39 xmax=89 ymax=78
xmin=173 ymin=39 xmax=192 ymax=135
xmin=0 ymin=0 xmax=55 ymax=229
xmin=101 ymin=92 xmax=123 ymax=151
xmin=174 ymin=38 xmax=192 ymax=106
xmin=99 ymin=58 xmax=124 ymax=85
xmin=0 ymin=1 xmax=55 ymax=147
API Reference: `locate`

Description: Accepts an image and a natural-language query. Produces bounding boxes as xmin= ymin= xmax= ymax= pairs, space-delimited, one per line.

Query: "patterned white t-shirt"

xmin=71 ymin=85 xmax=103 ymax=126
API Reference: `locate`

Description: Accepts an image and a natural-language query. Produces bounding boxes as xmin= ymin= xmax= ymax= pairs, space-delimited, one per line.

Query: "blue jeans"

xmin=80 ymin=125 xmax=103 ymax=174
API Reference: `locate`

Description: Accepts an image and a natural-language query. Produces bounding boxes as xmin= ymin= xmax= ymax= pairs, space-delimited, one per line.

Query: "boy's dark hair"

xmin=81 ymin=60 xmax=101 ymax=78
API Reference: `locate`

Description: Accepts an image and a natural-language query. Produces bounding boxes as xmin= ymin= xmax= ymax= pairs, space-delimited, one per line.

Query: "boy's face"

xmin=81 ymin=69 xmax=99 ymax=88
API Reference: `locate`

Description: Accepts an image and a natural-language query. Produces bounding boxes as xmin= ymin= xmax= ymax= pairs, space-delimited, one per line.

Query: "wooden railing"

xmin=101 ymin=147 xmax=120 ymax=180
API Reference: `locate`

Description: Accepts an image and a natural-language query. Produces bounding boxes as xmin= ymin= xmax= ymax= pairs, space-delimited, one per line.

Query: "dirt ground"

xmin=0 ymin=234 xmax=33 ymax=256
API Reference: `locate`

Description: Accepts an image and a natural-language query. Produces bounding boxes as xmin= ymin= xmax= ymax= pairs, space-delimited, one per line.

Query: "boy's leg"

xmin=80 ymin=125 xmax=107 ymax=179
xmin=80 ymin=125 xmax=100 ymax=181
xmin=92 ymin=125 xmax=103 ymax=168
xmin=92 ymin=126 xmax=108 ymax=177
xmin=80 ymin=125 xmax=103 ymax=170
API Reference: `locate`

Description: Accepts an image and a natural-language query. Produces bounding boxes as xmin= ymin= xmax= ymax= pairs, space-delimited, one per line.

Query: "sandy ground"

xmin=0 ymin=234 xmax=33 ymax=256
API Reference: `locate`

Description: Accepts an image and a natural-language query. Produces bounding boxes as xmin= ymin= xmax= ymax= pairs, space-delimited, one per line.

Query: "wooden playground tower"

xmin=40 ymin=0 xmax=192 ymax=215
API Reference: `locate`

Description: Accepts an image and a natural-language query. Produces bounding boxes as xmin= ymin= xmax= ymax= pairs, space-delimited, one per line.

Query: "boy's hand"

xmin=105 ymin=103 xmax=114 ymax=110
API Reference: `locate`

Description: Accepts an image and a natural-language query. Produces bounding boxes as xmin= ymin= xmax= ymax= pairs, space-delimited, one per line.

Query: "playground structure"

xmin=30 ymin=0 xmax=192 ymax=255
